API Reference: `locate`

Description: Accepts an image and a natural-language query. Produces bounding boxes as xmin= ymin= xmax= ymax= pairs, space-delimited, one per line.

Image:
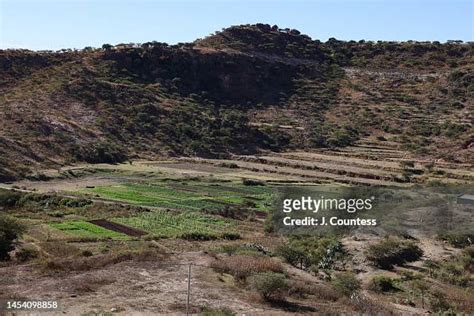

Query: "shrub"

xmin=249 ymin=272 xmax=288 ymax=301
xmin=277 ymin=236 xmax=345 ymax=270
xmin=211 ymin=255 xmax=283 ymax=281
xmin=179 ymin=231 xmax=218 ymax=241
xmin=369 ymin=276 xmax=397 ymax=293
xmin=0 ymin=216 xmax=25 ymax=261
xmin=277 ymin=244 xmax=310 ymax=269
xmin=15 ymin=246 xmax=39 ymax=262
xmin=221 ymin=232 xmax=241 ymax=240
xmin=332 ymin=272 xmax=361 ymax=296
xmin=218 ymin=162 xmax=239 ymax=169
xmin=220 ymin=245 xmax=239 ymax=256
xmin=81 ymin=250 xmax=94 ymax=257
xmin=73 ymin=142 xmax=127 ymax=164
xmin=399 ymin=269 xmax=423 ymax=281
xmin=434 ymin=262 xmax=470 ymax=287
xmin=461 ymin=245 xmax=474 ymax=272
xmin=0 ymin=189 xmax=22 ymax=207
xmin=438 ymin=232 xmax=473 ymax=248
xmin=242 ymin=178 xmax=265 ymax=186
xmin=366 ymin=237 xmax=423 ymax=269
xmin=430 ymin=291 xmax=451 ymax=313
xmin=234 ymin=248 xmax=262 ymax=257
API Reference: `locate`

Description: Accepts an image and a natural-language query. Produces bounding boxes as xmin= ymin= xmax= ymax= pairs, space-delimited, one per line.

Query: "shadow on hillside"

xmin=268 ymin=300 xmax=317 ymax=313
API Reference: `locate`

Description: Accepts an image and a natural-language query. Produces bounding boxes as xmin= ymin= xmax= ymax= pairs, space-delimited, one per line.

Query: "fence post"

xmin=186 ymin=263 xmax=192 ymax=316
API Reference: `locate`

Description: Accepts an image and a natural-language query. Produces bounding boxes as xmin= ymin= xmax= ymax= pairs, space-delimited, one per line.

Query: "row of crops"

xmin=114 ymin=209 xmax=234 ymax=238
xmin=50 ymin=221 xmax=130 ymax=240
xmin=50 ymin=180 xmax=272 ymax=240
xmin=84 ymin=181 xmax=274 ymax=212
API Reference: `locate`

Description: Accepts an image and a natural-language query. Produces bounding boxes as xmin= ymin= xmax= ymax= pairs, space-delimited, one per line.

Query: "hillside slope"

xmin=0 ymin=24 xmax=472 ymax=180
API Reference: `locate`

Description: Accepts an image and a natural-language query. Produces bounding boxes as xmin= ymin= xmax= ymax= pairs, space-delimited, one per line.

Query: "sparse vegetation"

xmin=277 ymin=236 xmax=345 ymax=270
xmin=211 ymin=255 xmax=284 ymax=281
xmin=369 ymin=275 xmax=398 ymax=293
xmin=331 ymin=272 xmax=361 ymax=296
xmin=0 ymin=22 xmax=473 ymax=315
xmin=0 ymin=215 xmax=25 ymax=261
xmin=15 ymin=245 xmax=40 ymax=262
xmin=366 ymin=237 xmax=423 ymax=269
xmin=438 ymin=232 xmax=473 ymax=248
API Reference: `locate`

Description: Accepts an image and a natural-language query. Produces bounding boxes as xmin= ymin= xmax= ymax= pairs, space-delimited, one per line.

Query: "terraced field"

xmin=166 ymin=143 xmax=473 ymax=187
xmin=114 ymin=210 xmax=235 ymax=238
xmin=84 ymin=181 xmax=273 ymax=212
xmin=50 ymin=221 xmax=130 ymax=240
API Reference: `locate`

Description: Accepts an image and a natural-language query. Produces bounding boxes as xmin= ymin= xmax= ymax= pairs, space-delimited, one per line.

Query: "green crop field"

xmin=85 ymin=181 xmax=274 ymax=211
xmin=50 ymin=221 xmax=130 ymax=240
xmin=114 ymin=209 xmax=234 ymax=238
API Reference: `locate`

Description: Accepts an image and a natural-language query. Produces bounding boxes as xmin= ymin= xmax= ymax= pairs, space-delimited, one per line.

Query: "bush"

xmin=430 ymin=291 xmax=451 ymax=313
xmin=242 ymin=178 xmax=265 ymax=186
xmin=73 ymin=142 xmax=127 ymax=164
xmin=461 ymin=245 xmax=474 ymax=272
xmin=179 ymin=231 xmax=218 ymax=241
xmin=277 ymin=244 xmax=310 ymax=269
xmin=249 ymin=272 xmax=288 ymax=301
xmin=438 ymin=232 xmax=473 ymax=248
xmin=15 ymin=246 xmax=39 ymax=262
xmin=433 ymin=261 xmax=470 ymax=287
xmin=16 ymin=193 xmax=92 ymax=209
xmin=0 ymin=216 xmax=25 ymax=261
xmin=276 ymin=236 xmax=345 ymax=270
xmin=0 ymin=189 xmax=22 ymax=207
xmin=366 ymin=237 xmax=423 ymax=269
xmin=221 ymin=232 xmax=241 ymax=240
xmin=332 ymin=272 xmax=361 ymax=296
xmin=220 ymin=245 xmax=239 ymax=256
xmin=211 ymin=255 xmax=283 ymax=281
xmin=218 ymin=162 xmax=239 ymax=169
xmin=369 ymin=276 xmax=397 ymax=293
xmin=81 ymin=250 xmax=94 ymax=257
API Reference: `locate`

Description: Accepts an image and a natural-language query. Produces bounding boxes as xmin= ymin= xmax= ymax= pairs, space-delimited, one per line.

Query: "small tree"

xmin=249 ymin=272 xmax=288 ymax=301
xmin=277 ymin=244 xmax=310 ymax=269
xmin=332 ymin=272 xmax=361 ymax=296
xmin=102 ymin=43 xmax=113 ymax=51
xmin=0 ymin=216 xmax=25 ymax=261
xmin=369 ymin=276 xmax=397 ymax=293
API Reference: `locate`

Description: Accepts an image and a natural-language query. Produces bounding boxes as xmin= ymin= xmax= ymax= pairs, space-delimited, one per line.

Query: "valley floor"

xmin=0 ymin=149 xmax=473 ymax=315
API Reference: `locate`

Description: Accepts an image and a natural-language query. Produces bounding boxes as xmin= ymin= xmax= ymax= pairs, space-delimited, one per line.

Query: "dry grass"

xmin=211 ymin=255 xmax=283 ymax=280
xmin=40 ymin=246 xmax=168 ymax=274
xmin=72 ymin=275 xmax=115 ymax=294
xmin=288 ymin=280 xmax=340 ymax=301
xmin=38 ymin=241 xmax=81 ymax=258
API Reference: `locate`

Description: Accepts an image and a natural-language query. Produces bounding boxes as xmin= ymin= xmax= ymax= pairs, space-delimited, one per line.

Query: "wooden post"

xmin=186 ymin=264 xmax=192 ymax=316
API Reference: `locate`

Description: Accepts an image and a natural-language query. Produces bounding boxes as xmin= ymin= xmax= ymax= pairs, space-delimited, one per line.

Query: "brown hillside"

xmin=0 ymin=24 xmax=472 ymax=180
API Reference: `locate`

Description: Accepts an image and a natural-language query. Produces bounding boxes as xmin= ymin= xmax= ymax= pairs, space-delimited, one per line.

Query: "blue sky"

xmin=1 ymin=0 xmax=473 ymax=50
